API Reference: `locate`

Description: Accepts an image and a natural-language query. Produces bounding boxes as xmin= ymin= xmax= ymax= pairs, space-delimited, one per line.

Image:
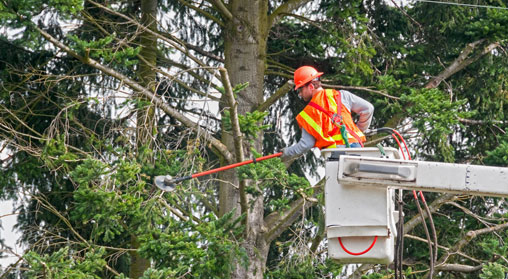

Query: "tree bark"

xmin=130 ymin=0 xmax=158 ymax=277
xmin=135 ymin=0 xmax=158 ymax=149
xmin=220 ymin=0 xmax=270 ymax=278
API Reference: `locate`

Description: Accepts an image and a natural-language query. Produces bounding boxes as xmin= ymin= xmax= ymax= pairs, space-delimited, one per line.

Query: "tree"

xmin=0 ymin=0 xmax=507 ymax=278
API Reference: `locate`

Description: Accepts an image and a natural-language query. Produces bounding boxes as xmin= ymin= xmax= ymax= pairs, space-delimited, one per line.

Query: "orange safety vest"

xmin=296 ymin=89 xmax=366 ymax=149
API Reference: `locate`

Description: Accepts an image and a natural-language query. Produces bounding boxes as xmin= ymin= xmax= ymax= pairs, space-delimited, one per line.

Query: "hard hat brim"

xmin=294 ymin=72 xmax=323 ymax=89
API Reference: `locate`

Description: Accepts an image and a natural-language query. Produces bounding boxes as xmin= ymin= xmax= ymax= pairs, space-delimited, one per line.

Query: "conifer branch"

xmin=88 ymin=0 xmax=222 ymax=81
xmin=178 ymin=0 xmax=226 ymax=26
xmin=430 ymin=222 xmax=508 ymax=277
xmin=34 ymin=24 xmax=234 ymax=163
xmin=425 ymin=39 xmax=499 ymax=89
xmin=382 ymin=39 xmax=500 ymax=129
xmin=268 ymin=0 xmax=312 ymax=28
xmin=264 ymin=182 xmax=322 ymax=243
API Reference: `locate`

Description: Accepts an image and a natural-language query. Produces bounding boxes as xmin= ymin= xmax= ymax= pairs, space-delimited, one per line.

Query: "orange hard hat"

xmin=294 ymin=66 xmax=323 ymax=89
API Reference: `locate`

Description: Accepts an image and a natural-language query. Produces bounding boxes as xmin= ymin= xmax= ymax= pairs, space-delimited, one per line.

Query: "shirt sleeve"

xmin=283 ymin=128 xmax=316 ymax=157
xmin=341 ymin=90 xmax=374 ymax=131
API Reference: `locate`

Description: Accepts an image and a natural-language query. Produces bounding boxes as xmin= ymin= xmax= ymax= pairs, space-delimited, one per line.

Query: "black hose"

xmin=421 ymin=194 xmax=439 ymax=263
xmin=415 ymin=192 xmax=434 ymax=278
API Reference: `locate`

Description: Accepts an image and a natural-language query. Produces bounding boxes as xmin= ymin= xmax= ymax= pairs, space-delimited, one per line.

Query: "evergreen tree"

xmin=0 ymin=0 xmax=507 ymax=278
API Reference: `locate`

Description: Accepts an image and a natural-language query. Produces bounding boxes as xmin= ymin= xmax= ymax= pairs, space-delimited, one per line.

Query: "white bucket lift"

xmin=322 ymin=147 xmax=401 ymax=264
xmin=323 ymin=146 xmax=508 ymax=265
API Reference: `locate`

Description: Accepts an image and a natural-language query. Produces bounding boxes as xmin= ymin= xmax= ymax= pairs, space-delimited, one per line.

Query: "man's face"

xmin=298 ymin=83 xmax=313 ymax=102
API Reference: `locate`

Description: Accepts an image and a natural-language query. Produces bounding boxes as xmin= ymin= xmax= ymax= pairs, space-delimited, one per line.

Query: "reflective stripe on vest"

xmin=296 ymin=89 xmax=366 ymax=149
xmin=299 ymin=110 xmax=338 ymax=143
xmin=299 ymin=110 xmax=359 ymax=143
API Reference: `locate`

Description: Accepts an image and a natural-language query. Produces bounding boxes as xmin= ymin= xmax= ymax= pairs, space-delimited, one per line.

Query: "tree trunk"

xmin=136 ymin=0 xmax=158 ymax=149
xmin=220 ymin=0 xmax=270 ymax=278
xmin=131 ymin=0 xmax=157 ymax=277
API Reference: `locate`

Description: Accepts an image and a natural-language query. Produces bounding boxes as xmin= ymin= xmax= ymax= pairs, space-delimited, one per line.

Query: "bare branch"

xmin=219 ymin=67 xmax=248 ymax=218
xmin=256 ymin=80 xmax=294 ymax=112
xmin=434 ymin=221 xmax=508 ymax=274
xmin=389 ymin=0 xmax=423 ymax=32
xmin=405 ymin=234 xmax=482 ymax=264
xmin=80 ymin=12 xmax=222 ymax=103
xmin=206 ymin=0 xmax=233 ymax=21
xmin=219 ymin=67 xmax=244 ymax=163
xmin=324 ymin=83 xmax=401 ymax=100
xmin=88 ymin=0 xmax=222 ymax=81
xmin=33 ymin=25 xmax=234 ymax=163
xmin=458 ymin=117 xmax=505 ymax=125
xmin=425 ymin=39 xmax=499 ymax=89
xmin=31 ymin=194 xmax=89 ymax=245
xmin=405 ymin=194 xmax=457 ymax=232
xmin=157 ymin=32 xmax=224 ymax=63
xmin=435 ymin=264 xmax=483 ymax=273
xmin=446 ymin=201 xmax=497 ymax=227
xmin=178 ymin=0 xmax=226 ymax=26
xmin=157 ymin=56 xmax=223 ymax=94
xmin=268 ymin=0 xmax=312 ymax=28
xmin=264 ymin=182 xmax=323 ymax=243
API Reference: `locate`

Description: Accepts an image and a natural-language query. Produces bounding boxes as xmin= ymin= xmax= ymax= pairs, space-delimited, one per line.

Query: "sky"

xmin=0 ymin=200 xmax=21 ymax=268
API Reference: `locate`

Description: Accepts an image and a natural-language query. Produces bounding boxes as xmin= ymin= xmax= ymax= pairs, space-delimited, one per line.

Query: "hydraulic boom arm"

xmin=337 ymin=155 xmax=508 ymax=197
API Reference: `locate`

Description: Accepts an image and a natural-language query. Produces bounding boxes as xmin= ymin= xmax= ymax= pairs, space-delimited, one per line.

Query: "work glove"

xmin=280 ymin=147 xmax=290 ymax=161
xmin=280 ymin=147 xmax=297 ymax=168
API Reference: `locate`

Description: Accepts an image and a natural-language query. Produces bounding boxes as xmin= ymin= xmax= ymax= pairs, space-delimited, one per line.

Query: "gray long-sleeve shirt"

xmin=283 ymin=89 xmax=374 ymax=157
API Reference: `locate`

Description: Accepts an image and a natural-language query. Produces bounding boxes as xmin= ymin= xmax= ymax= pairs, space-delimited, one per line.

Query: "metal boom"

xmin=337 ymin=155 xmax=508 ymax=197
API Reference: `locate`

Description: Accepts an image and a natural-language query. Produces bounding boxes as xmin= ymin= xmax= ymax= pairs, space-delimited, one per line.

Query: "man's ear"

xmin=308 ymin=83 xmax=314 ymax=90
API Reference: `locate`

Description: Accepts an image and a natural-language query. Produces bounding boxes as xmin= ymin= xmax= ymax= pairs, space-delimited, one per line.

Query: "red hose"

xmin=391 ymin=134 xmax=406 ymax=160
xmin=338 ymin=236 xmax=378 ymax=256
xmin=391 ymin=131 xmax=427 ymax=203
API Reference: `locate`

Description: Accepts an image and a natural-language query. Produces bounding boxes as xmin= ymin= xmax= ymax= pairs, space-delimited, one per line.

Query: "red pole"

xmin=157 ymin=152 xmax=284 ymax=188
xmin=191 ymin=152 xmax=283 ymax=179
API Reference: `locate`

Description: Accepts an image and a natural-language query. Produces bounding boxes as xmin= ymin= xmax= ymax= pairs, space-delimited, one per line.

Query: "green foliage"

xmin=237 ymin=153 xmax=311 ymax=214
xmin=265 ymin=257 xmax=341 ymax=279
xmin=223 ymin=110 xmax=271 ymax=140
xmin=49 ymin=0 xmax=84 ymax=15
xmin=232 ymin=82 xmax=250 ymax=94
xmin=479 ymin=238 xmax=508 ymax=259
xmin=139 ymin=211 xmax=247 ymax=279
xmin=480 ymin=263 xmax=508 ymax=279
xmin=484 ymin=134 xmax=508 ymax=166
xmin=217 ymin=82 xmax=250 ymax=96
xmin=61 ymin=146 xmax=248 ymax=277
xmin=68 ymin=34 xmax=140 ymax=66
xmin=68 ymin=148 xmax=186 ymax=243
xmin=25 ymin=247 xmax=107 ymax=279
xmin=0 ymin=0 xmax=83 ymax=21
xmin=361 ymin=273 xmax=384 ymax=279
xmin=138 ymin=268 xmax=178 ymax=279
xmin=400 ymin=88 xmax=473 ymax=161
xmin=2 ymin=0 xmax=508 ymax=278
xmin=220 ymin=81 xmax=270 ymax=141
xmin=70 ymin=157 xmax=109 ymax=187
xmin=41 ymin=134 xmax=79 ymax=170
xmin=465 ymin=9 xmax=508 ymax=41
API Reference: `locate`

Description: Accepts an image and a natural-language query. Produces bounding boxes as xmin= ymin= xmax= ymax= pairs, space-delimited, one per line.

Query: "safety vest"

xmin=296 ymin=89 xmax=366 ymax=149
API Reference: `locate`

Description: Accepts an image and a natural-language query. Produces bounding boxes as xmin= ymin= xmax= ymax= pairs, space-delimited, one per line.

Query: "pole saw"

xmin=154 ymin=152 xmax=283 ymax=192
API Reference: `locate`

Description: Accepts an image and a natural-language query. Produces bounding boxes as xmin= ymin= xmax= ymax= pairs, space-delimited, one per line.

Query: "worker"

xmin=281 ymin=66 xmax=374 ymax=160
